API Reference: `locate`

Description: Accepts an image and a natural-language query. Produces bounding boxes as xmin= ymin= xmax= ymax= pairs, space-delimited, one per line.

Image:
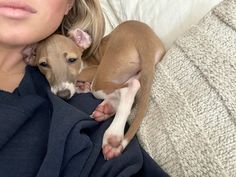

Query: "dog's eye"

xmin=39 ymin=61 xmax=49 ymax=67
xmin=67 ymin=58 xmax=77 ymax=64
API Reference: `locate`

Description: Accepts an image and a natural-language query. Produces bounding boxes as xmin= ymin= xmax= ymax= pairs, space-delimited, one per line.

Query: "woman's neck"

xmin=0 ymin=45 xmax=26 ymax=92
xmin=0 ymin=45 xmax=26 ymax=75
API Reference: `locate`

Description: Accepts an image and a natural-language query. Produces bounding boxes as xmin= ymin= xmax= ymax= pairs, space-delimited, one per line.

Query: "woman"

xmin=0 ymin=0 xmax=169 ymax=176
xmin=0 ymin=0 xmax=104 ymax=92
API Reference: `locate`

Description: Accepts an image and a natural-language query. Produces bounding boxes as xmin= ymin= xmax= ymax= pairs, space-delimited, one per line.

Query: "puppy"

xmin=22 ymin=29 xmax=91 ymax=99
xmin=27 ymin=20 xmax=165 ymax=160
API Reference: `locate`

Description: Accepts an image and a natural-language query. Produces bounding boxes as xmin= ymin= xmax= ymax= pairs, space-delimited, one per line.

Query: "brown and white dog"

xmin=25 ymin=20 xmax=165 ymax=160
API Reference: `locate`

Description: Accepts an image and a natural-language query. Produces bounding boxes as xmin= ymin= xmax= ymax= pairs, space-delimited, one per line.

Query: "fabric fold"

xmin=0 ymin=65 xmax=169 ymax=177
xmin=0 ymin=96 xmax=45 ymax=150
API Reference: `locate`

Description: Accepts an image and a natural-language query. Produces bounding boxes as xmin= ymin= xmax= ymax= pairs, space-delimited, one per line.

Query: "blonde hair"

xmin=60 ymin=0 xmax=105 ymax=59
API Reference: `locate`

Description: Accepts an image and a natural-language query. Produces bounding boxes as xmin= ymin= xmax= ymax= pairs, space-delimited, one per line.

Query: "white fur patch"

xmin=51 ymin=82 xmax=76 ymax=98
xmin=92 ymin=90 xmax=108 ymax=99
xmin=121 ymin=139 xmax=129 ymax=149
xmin=78 ymin=60 xmax=85 ymax=74
xmin=102 ymin=80 xmax=140 ymax=148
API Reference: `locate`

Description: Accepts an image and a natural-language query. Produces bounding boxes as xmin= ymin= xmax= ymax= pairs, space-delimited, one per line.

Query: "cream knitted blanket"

xmin=132 ymin=0 xmax=236 ymax=176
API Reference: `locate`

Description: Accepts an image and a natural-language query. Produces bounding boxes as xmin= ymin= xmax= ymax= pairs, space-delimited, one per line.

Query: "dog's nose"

xmin=57 ymin=89 xmax=71 ymax=100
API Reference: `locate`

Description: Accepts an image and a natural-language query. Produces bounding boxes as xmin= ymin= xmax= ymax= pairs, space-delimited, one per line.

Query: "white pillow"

xmin=100 ymin=0 xmax=222 ymax=49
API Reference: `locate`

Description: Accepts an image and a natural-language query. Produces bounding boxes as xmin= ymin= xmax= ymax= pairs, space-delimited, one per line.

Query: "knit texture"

xmin=130 ymin=0 xmax=236 ymax=176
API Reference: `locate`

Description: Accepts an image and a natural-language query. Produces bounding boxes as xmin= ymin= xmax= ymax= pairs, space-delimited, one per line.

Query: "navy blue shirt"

xmin=0 ymin=66 xmax=169 ymax=177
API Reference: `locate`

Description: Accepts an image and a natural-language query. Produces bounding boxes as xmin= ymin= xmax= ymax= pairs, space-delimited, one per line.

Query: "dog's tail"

xmin=122 ymin=42 xmax=165 ymax=148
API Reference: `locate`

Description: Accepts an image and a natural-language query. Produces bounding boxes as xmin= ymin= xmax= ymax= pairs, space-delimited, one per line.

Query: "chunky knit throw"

xmin=131 ymin=0 xmax=236 ymax=176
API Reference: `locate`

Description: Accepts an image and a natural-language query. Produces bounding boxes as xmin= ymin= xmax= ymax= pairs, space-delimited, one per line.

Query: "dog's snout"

xmin=51 ymin=82 xmax=76 ymax=99
xmin=57 ymin=89 xmax=71 ymax=100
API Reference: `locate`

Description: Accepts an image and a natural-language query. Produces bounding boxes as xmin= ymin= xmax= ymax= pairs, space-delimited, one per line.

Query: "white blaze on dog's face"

xmin=36 ymin=34 xmax=84 ymax=99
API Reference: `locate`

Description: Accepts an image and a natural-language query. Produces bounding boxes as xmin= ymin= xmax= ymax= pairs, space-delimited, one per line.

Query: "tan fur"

xmin=84 ymin=21 xmax=165 ymax=143
xmin=34 ymin=34 xmax=84 ymax=99
xmin=35 ymin=20 xmax=165 ymax=158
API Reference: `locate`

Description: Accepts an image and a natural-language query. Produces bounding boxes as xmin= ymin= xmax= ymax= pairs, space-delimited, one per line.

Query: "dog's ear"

xmin=68 ymin=28 xmax=92 ymax=50
xmin=22 ymin=44 xmax=38 ymax=66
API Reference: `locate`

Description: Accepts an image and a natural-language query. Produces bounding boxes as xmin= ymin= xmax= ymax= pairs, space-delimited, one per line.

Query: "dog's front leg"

xmin=101 ymin=78 xmax=140 ymax=160
xmin=76 ymin=81 xmax=92 ymax=93
xmin=90 ymin=91 xmax=119 ymax=121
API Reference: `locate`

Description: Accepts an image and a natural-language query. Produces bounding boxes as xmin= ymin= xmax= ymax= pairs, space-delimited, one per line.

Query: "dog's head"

xmin=28 ymin=29 xmax=91 ymax=99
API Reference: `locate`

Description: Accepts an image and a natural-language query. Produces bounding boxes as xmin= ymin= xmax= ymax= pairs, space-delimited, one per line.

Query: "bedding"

xmin=101 ymin=0 xmax=236 ymax=176
xmin=100 ymin=0 xmax=222 ymax=49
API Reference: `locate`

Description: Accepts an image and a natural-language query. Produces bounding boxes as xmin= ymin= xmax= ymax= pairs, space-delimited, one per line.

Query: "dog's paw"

xmin=76 ymin=81 xmax=91 ymax=93
xmin=102 ymin=132 xmax=124 ymax=160
xmin=90 ymin=102 xmax=115 ymax=121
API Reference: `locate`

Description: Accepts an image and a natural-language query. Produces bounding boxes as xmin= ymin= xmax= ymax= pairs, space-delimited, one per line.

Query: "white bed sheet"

xmin=100 ymin=0 xmax=222 ymax=49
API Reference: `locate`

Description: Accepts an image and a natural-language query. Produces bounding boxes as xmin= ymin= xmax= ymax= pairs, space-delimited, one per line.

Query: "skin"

xmin=0 ymin=0 xmax=74 ymax=92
